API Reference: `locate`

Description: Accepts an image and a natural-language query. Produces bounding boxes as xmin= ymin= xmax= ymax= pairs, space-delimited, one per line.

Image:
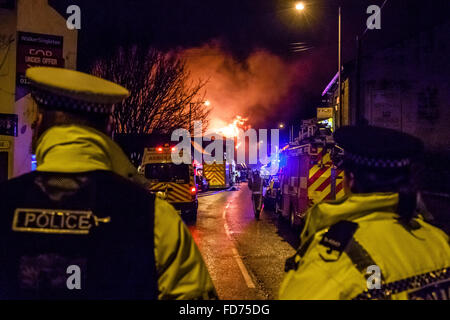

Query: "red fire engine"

xmin=275 ymin=120 xmax=345 ymax=231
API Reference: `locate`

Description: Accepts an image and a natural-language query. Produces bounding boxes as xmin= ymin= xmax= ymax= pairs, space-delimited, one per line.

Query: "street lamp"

xmin=279 ymin=123 xmax=285 ymax=129
xmin=295 ymin=2 xmax=305 ymax=11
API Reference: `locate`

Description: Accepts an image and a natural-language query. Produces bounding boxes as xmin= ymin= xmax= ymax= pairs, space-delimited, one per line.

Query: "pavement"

xmin=187 ymin=183 xmax=297 ymax=300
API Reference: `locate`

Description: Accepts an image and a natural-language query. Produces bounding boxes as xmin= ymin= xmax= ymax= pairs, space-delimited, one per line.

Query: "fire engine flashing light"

xmin=191 ymin=186 xmax=197 ymax=194
xmin=157 ymin=147 xmax=163 ymax=152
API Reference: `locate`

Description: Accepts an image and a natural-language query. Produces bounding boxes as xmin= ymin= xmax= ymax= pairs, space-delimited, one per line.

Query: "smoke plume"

xmin=181 ymin=41 xmax=321 ymax=131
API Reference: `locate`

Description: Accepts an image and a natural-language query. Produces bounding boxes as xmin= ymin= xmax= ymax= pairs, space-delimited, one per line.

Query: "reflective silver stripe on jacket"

xmin=353 ymin=268 xmax=449 ymax=300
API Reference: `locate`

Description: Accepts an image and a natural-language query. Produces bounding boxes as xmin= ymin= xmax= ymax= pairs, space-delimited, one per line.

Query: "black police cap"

xmin=334 ymin=126 xmax=424 ymax=169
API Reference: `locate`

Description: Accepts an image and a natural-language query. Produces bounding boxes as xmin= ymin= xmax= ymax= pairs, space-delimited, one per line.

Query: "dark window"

xmin=145 ymin=163 xmax=189 ymax=183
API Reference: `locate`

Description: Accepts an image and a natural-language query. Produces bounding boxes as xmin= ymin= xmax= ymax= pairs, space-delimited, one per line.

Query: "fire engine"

xmin=192 ymin=137 xmax=236 ymax=189
xmin=141 ymin=145 xmax=198 ymax=220
xmin=203 ymin=161 xmax=234 ymax=189
xmin=275 ymin=119 xmax=345 ymax=230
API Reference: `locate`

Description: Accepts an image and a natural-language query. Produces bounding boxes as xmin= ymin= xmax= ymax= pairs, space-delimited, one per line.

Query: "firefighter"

xmin=0 ymin=67 xmax=217 ymax=300
xmin=250 ymin=170 xmax=264 ymax=219
xmin=279 ymin=125 xmax=450 ymax=300
xmin=235 ymin=170 xmax=241 ymax=185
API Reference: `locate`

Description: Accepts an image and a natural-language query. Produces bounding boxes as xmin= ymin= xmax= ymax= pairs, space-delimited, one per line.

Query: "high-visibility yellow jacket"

xmin=279 ymin=193 xmax=450 ymax=300
xmin=35 ymin=125 xmax=217 ymax=300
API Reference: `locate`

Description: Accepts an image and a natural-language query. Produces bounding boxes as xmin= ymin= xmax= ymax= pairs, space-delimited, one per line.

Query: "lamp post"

xmin=295 ymin=3 xmax=343 ymax=131
xmin=338 ymin=6 xmax=342 ymax=129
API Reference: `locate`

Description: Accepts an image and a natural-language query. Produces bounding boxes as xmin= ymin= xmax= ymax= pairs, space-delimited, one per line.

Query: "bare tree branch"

xmin=92 ymin=46 xmax=210 ymax=135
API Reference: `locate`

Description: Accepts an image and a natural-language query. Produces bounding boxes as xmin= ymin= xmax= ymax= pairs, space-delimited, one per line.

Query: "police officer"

xmin=279 ymin=125 xmax=450 ymax=300
xmin=0 ymin=67 xmax=217 ymax=299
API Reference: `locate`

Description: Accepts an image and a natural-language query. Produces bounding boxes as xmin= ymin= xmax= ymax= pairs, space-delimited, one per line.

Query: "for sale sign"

xmin=15 ymin=32 xmax=65 ymax=101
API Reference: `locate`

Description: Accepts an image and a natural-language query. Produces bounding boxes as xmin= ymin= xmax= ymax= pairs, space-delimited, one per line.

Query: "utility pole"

xmin=338 ymin=6 xmax=342 ymax=128
xmin=355 ymin=36 xmax=362 ymax=125
xmin=289 ymin=125 xmax=294 ymax=144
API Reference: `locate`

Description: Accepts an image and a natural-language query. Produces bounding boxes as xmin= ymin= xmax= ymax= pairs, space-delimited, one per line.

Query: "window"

xmin=145 ymin=163 xmax=189 ymax=183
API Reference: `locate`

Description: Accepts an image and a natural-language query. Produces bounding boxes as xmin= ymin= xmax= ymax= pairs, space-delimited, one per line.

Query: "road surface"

xmin=187 ymin=183 xmax=298 ymax=300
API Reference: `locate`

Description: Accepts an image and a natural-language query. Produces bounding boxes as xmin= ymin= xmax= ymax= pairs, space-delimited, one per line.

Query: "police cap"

xmin=334 ymin=126 xmax=424 ymax=169
xmin=26 ymin=67 xmax=129 ymax=114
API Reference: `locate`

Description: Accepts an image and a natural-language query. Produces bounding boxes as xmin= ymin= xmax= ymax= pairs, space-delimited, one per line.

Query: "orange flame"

xmin=214 ymin=116 xmax=249 ymax=138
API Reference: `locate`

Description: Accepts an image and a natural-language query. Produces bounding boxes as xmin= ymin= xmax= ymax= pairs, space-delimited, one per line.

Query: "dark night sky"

xmin=50 ymin=0 xmax=450 ymax=64
xmin=50 ymin=0 xmax=450 ymax=127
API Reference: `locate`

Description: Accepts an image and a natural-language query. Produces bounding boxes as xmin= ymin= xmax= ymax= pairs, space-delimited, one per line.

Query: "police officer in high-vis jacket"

xmin=279 ymin=125 xmax=450 ymax=300
xmin=0 ymin=67 xmax=217 ymax=300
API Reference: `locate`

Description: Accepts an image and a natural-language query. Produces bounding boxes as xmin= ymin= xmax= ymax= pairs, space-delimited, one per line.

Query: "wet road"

xmin=187 ymin=183 xmax=298 ymax=300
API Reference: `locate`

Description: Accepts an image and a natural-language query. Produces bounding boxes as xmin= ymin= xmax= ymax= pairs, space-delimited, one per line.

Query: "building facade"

xmin=0 ymin=0 xmax=77 ymax=182
xmin=323 ymin=21 xmax=450 ymax=154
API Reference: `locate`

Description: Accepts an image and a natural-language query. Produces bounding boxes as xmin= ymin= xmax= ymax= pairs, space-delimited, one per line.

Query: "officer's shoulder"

xmin=154 ymin=197 xmax=180 ymax=221
xmin=318 ymin=220 xmax=359 ymax=252
xmin=301 ymin=220 xmax=361 ymax=266
xmin=305 ymin=196 xmax=350 ymax=224
xmin=153 ymin=198 xmax=187 ymax=245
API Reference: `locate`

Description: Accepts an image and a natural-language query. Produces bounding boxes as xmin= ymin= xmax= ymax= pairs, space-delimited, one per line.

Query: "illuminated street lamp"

xmin=279 ymin=123 xmax=285 ymax=129
xmin=295 ymin=2 xmax=305 ymax=11
xmin=204 ymin=100 xmax=211 ymax=107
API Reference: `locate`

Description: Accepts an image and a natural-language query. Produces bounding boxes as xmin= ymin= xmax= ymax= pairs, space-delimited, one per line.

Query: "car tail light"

xmin=157 ymin=147 xmax=163 ymax=152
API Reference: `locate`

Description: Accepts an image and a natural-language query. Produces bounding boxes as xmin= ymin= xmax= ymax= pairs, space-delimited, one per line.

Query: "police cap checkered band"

xmin=31 ymin=88 xmax=112 ymax=114
xmin=345 ymin=151 xmax=411 ymax=169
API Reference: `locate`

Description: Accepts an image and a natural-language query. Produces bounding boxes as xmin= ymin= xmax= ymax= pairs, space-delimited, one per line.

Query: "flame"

xmin=214 ymin=116 xmax=249 ymax=138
